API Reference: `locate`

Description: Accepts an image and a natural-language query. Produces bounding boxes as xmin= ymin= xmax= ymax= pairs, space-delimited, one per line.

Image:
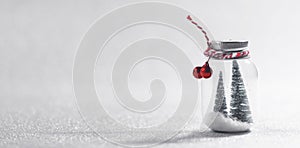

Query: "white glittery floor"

xmin=1 ymin=84 xmax=299 ymax=148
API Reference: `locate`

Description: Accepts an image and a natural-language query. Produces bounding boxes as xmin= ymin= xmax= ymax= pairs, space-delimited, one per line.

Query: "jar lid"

xmin=210 ymin=40 xmax=248 ymax=51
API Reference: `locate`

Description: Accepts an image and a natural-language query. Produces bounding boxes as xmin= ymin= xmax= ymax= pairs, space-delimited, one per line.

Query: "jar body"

xmin=202 ymin=58 xmax=258 ymax=132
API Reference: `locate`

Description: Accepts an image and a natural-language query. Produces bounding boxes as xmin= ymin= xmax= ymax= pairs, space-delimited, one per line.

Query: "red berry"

xmin=193 ymin=66 xmax=202 ymax=79
xmin=200 ymin=62 xmax=213 ymax=79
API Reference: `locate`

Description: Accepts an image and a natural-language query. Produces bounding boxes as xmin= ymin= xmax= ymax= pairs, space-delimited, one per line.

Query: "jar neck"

xmin=205 ymin=47 xmax=250 ymax=60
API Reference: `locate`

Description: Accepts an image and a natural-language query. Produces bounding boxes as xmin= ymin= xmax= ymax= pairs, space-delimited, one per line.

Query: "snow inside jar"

xmin=202 ymin=40 xmax=258 ymax=132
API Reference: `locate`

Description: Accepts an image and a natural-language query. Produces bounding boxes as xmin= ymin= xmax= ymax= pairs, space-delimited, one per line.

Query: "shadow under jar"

xmin=202 ymin=40 xmax=258 ymax=133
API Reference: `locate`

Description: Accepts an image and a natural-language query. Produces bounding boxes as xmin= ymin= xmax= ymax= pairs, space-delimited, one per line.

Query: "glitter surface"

xmin=1 ymin=86 xmax=300 ymax=148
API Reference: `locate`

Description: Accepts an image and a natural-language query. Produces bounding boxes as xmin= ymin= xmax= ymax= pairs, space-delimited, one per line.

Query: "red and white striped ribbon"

xmin=186 ymin=15 xmax=250 ymax=60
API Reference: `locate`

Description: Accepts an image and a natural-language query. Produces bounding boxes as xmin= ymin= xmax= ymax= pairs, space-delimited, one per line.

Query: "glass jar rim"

xmin=210 ymin=40 xmax=248 ymax=51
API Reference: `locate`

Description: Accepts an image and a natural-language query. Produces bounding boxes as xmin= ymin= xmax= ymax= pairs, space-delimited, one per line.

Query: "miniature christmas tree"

xmin=230 ymin=60 xmax=253 ymax=123
xmin=213 ymin=71 xmax=228 ymax=117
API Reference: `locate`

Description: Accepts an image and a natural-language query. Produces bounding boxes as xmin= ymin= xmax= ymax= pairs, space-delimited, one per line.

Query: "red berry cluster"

xmin=193 ymin=62 xmax=212 ymax=79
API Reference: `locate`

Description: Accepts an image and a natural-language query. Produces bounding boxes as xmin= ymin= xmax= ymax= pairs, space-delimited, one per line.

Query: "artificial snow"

xmin=205 ymin=112 xmax=252 ymax=133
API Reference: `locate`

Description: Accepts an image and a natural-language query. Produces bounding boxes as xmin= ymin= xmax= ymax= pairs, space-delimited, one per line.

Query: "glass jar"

xmin=202 ymin=41 xmax=258 ymax=132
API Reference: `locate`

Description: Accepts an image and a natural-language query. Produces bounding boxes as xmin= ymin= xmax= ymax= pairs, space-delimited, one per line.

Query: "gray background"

xmin=1 ymin=0 xmax=299 ymax=147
